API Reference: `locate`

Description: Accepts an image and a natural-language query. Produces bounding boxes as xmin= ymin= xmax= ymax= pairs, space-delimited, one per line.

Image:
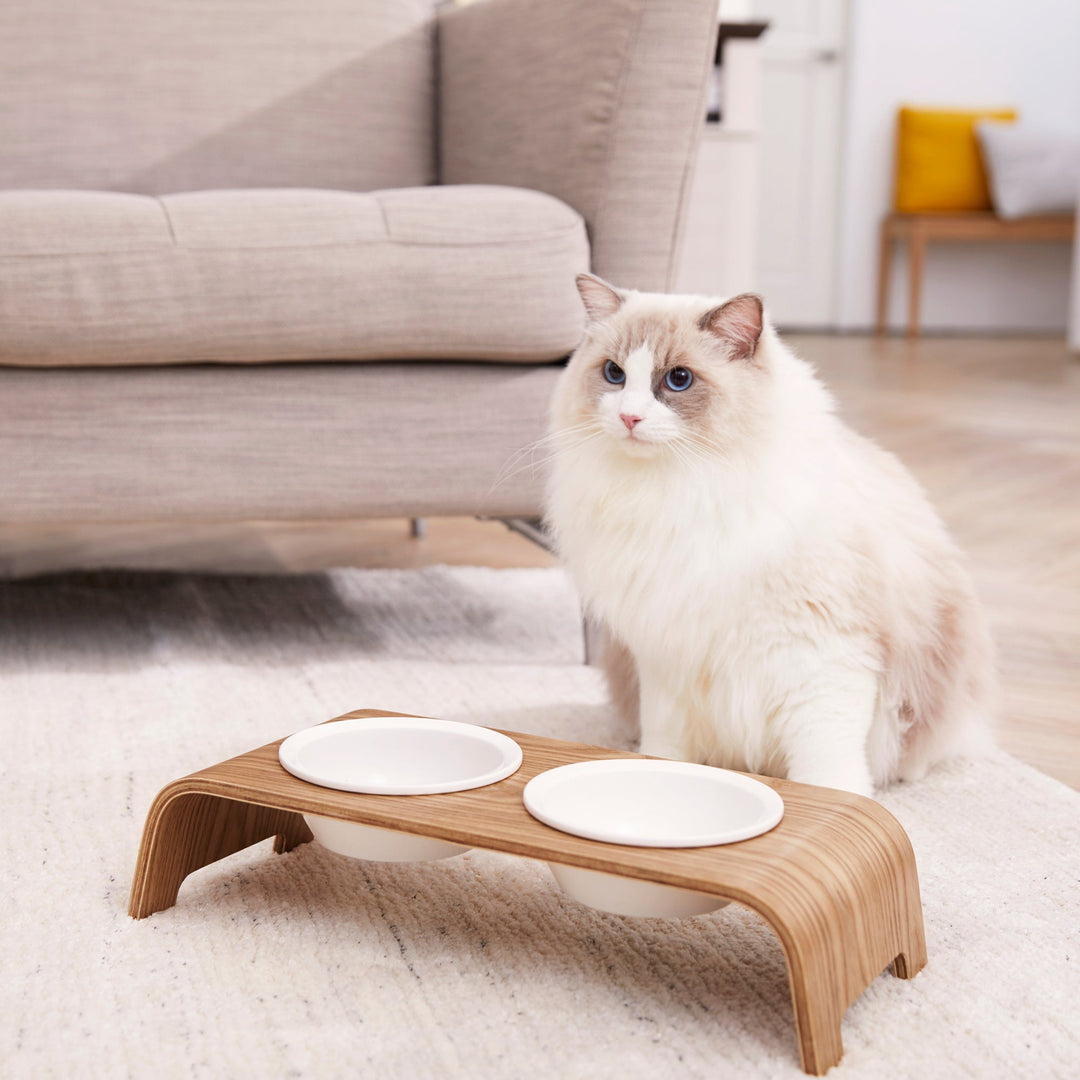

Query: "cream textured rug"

xmin=2 ymin=566 xmax=1078 ymax=1079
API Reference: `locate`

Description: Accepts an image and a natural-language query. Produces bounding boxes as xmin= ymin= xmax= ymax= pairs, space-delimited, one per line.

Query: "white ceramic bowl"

xmin=547 ymin=864 xmax=728 ymax=919
xmin=279 ymin=715 xmax=522 ymax=862
xmin=523 ymin=759 xmax=784 ymax=917
xmin=302 ymin=815 xmax=471 ymax=863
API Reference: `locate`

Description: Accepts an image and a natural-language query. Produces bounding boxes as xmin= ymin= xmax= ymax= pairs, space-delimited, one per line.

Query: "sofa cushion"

xmin=0 ymin=185 xmax=589 ymax=367
xmin=0 ymin=361 xmax=557 ymax=522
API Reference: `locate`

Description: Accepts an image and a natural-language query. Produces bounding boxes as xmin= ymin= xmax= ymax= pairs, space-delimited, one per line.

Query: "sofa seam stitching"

xmin=0 ymin=225 xmax=587 ymax=257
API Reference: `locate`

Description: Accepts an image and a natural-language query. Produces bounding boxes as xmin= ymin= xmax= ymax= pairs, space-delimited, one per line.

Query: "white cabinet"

xmin=675 ymin=31 xmax=764 ymax=300
xmin=676 ymin=127 xmax=759 ymax=299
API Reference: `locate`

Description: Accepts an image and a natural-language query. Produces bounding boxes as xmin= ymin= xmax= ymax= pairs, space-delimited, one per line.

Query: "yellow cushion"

xmin=895 ymin=107 xmax=1017 ymax=213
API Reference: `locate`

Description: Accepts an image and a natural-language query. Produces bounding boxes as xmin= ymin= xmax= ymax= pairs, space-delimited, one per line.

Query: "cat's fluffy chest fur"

xmin=545 ymin=275 xmax=996 ymax=795
xmin=552 ymin=409 xmax=880 ymax=776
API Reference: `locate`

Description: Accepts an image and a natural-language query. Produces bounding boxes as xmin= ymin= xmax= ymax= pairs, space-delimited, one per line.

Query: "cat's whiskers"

xmin=685 ymin=431 xmax=728 ymax=460
xmin=671 ymin=444 xmax=713 ymax=476
xmin=494 ymin=422 xmax=595 ymax=477
xmin=666 ymin=436 xmax=715 ymax=472
xmin=529 ymin=430 xmax=607 ymax=474
xmin=487 ymin=423 xmax=604 ymax=493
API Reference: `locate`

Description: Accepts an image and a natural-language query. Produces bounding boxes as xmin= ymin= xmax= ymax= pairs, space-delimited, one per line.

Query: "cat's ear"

xmin=576 ymin=273 xmax=624 ymax=323
xmin=699 ymin=294 xmax=764 ymax=362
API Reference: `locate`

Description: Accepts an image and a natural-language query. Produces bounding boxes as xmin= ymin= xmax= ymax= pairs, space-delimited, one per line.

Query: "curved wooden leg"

xmin=779 ymin=929 xmax=848 ymax=1075
xmin=892 ymin=941 xmax=928 ymax=980
xmin=128 ymin=786 xmax=312 ymax=919
xmin=771 ymin=904 xmax=927 ymax=1075
xmin=785 ymin=934 xmax=926 ymax=1074
xmin=754 ymin=800 xmax=927 ymax=1074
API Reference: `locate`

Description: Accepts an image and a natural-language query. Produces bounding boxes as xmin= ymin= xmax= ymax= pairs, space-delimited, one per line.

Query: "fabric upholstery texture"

xmin=439 ymin=0 xmax=718 ymax=291
xmin=0 ymin=186 xmax=589 ymax=367
xmin=0 ymin=361 xmax=558 ymax=521
xmin=0 ymin=0 xmax=436 ymax=194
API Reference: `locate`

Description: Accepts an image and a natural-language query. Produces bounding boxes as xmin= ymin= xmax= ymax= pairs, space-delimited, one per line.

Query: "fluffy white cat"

xmin=545 ymin=274 xmax=997 ymax=796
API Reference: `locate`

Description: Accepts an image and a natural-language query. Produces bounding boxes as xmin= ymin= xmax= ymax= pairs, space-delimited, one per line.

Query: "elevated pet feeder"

xmin=129 ymin=709 xmax=926 ymax=1075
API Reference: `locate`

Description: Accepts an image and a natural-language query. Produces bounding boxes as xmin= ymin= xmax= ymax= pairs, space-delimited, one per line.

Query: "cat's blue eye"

xmin=603 ymin=360 xmax=626 ymax=385
xmin=665 ymin=366 xmax=693 ymax=392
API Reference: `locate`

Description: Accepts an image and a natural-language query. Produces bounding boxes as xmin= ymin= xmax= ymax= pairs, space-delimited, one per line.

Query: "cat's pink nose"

xmin=620 ymin=413 xmax=643 ymax=432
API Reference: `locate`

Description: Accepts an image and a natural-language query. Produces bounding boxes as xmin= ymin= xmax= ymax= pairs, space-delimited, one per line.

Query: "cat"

xmin=544 ymin=273 xmax=998 ymax=796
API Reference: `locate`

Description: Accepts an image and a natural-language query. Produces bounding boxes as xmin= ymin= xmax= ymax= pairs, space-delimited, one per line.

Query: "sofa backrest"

xmin=439 ymin=0 xmax=718 ymax=293
xmin=0 ymin=0 xmax=436 ymax=194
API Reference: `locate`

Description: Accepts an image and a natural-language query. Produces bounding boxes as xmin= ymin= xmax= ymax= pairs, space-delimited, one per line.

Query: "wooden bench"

xmin=876 ymin=211 xmax=1076 ymax=337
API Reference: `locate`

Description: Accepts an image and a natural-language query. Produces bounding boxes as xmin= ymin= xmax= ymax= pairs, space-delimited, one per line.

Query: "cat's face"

xmin=552 ymin=275 xmax=768 ymax=462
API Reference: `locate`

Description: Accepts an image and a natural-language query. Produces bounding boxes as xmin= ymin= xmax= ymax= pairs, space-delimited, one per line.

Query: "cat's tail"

xmin=897 ymin=598 xmax=1001 ymax=783
xmin=897 ymin=694 xmax=998 ymax=783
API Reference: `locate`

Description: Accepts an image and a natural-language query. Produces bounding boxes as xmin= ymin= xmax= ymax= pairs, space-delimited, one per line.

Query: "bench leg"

xmin=907 ymin=226 xmax=926 ymax=338
xmin=876 ymin=221 xmax=894 ymax=334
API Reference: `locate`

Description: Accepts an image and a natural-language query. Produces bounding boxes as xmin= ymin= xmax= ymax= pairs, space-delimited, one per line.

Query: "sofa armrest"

xmin=438 ymin=0 xmax=718 ymax=292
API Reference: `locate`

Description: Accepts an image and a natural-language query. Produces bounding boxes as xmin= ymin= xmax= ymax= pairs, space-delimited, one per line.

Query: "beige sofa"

xmin=0 ymin=0 xmax=717 ymax=546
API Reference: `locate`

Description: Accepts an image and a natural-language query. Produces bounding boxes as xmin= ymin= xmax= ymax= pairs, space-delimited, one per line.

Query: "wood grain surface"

xmin=130 ymin=709 xmax=927 ymax=1075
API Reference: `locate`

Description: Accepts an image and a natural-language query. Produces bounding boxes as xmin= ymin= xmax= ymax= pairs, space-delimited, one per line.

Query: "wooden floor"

xmin=2 ymin=334 xmax=1077 ymax=790
xmin=795 ymin=334 xmax=1080 ymax=792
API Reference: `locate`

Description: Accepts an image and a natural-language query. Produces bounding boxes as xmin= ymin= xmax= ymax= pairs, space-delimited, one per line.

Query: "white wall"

xmin=837 ymin=0 xmax=1080 ymax=332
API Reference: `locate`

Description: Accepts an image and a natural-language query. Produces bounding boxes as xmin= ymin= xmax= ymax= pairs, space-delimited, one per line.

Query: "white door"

xmin=748 ymin=0 xmax=848 ymax=327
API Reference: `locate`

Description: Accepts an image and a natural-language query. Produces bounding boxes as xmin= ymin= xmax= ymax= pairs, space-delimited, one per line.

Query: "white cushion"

xmin=977 ymin=121 xmax=1080 ymax=219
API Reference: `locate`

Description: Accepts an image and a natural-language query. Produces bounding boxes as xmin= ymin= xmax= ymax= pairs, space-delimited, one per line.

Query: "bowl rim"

xmin=522 ymin=758 xmax=784 ymax=847
xmin=278 ymin=715 xmax=523 ymax=795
